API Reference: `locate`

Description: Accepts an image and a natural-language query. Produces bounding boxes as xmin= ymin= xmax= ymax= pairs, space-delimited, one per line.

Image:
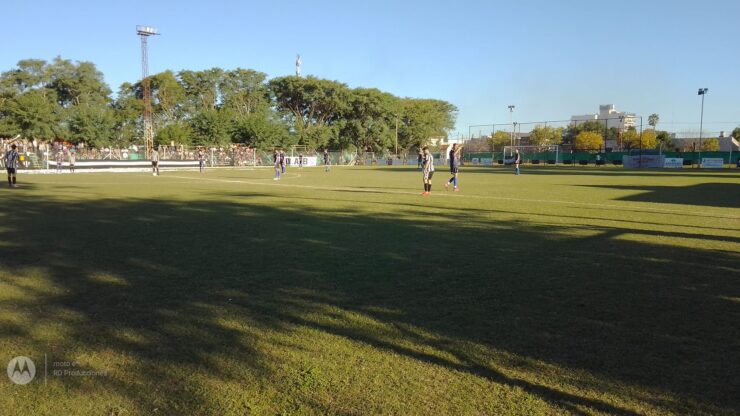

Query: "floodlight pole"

xmin=137 ymin=25 xmax=159 ymax=159
xmin=698 ymin=88 xmax=708 ymax=166
xmin=508 ymin=105 xmax=515 ymax=146
xmin=638 ymin=116 xmax=643 ymax=168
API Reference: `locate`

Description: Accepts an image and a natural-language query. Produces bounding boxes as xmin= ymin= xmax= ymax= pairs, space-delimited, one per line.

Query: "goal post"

xmin=503 ymin=145 xmax=560 ymax=165
xmin=290 ymin=145 xmax=309 ymax=157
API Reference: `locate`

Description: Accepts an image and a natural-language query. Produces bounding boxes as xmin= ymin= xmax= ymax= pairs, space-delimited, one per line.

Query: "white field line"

xmin=166 ymin=174 xmax=740 ymax=220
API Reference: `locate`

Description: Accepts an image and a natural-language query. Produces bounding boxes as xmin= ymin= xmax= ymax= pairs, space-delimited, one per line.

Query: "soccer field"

xmin=1 ymin=166 xmax=739 ymax=415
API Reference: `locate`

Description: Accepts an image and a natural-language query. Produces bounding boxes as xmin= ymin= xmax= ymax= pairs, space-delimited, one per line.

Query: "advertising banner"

xmin=701 ymin=158 xmax=724 ymax=168
xmin=622 ymin=155 xmax=665 ymax=168
xmin=286 ymin=156 xmax=317 ymax=166
xmin=663 ymin=158 xmax=683 ymax=168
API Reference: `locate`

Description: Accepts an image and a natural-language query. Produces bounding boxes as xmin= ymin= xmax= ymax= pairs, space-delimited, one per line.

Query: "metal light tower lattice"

xmin=137 ymin=25 xmax=159 ymax=158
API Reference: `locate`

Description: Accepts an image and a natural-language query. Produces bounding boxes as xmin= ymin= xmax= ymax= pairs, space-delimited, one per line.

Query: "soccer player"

xmin=298 ymin=153 xmax=304 ymax=169
xmin=323 ymin=149 xmax=331 ymax=172
xmin=151 ymin=149 xmax=160 ymax=176
xmin=280 ymin=150 xmax=286 ymax=174
xmin=68 ymin=151 xmax=76 ymax=173
xmin=514 ymin=149 xmax=521 ymax=175
xmin=56 ymin=150 xmax=64 ymax=173
xmin=4 ymin=144 xmax=20 ymax=187
xmin=197 ymin=148 xmax=206 ymax=173
xmin=417 ymin=150 xmax=423 ymax=170
xmin=445 ymin=143 xmax=461 ymax=191
xmin=421 ymin=146 xmax=435 ymax=195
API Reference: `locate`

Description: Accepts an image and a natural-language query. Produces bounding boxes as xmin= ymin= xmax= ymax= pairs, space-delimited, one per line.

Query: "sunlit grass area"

xmin=1 ymin=166 xmax=739 ymax=415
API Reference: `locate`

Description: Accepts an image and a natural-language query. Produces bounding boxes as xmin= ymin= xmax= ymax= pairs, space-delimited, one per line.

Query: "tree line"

xmin=0 ymin=57 xmax=457 ymax=152
xmin=486 ymin=115 xmax=735 ymax=152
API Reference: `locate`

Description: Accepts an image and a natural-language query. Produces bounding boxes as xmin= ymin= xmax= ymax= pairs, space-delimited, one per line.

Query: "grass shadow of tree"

xmin=0 ymin=192 xmax=738 ymax=414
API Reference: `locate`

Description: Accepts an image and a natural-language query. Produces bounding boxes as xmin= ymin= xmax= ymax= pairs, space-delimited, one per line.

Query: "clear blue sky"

xmin=3 ymin=0 xmax=739 ymax=137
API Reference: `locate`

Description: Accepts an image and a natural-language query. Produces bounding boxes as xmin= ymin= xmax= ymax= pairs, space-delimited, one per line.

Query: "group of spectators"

xmin=1 ymin=139 xmax=355 ymax=168
xmin=0 ymin=139 xmax=264 ymax=167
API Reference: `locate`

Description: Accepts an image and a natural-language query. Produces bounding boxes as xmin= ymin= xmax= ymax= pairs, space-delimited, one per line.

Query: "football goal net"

xmin=503 ymin=145 xmax=560 ymax=165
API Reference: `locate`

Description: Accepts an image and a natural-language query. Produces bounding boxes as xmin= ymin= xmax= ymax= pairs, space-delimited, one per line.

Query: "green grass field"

xmin=1 ymin=165 xmax=738 ymax=415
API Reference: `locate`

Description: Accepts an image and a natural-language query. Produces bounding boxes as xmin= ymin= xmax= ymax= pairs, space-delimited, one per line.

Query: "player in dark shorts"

xmin=417 ymin=150 xmax=423 ymax=170
xmin=68 ymin=151 xmax=76 ymax=173
xmin=323 ymin=149 xmax=331 ymax=172
xmin=298 ymin=153 xmax=303 ymax=169
xmin=151 ymin=149 xmax=160 ymax=176
xmin=514 ymin=149 xmax=521 ymax=175
xmin=56 ymin=150 xmax=64 ymax=173
xmin=197 ymin=149 xmax=206 ymax=173
xmin=4 ymin=144 xmax=20 ymax=187
xmin=445 ymin=143 xmax=461 ymax=191
xmin=421 ymin=146 xmax=435 ymax=196
xmin=280 ymin=150 xmax=286 ymax=174
xmin=273 ymin=150 xmax=281 ymax=180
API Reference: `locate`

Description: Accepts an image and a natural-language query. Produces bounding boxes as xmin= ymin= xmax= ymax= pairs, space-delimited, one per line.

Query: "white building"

xmin=571 ymin=104 xmax=637 ymax=130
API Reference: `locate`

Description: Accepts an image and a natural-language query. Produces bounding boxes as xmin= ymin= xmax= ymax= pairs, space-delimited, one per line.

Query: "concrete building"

xmin=571 ymin=104 xmax=637 ymax=130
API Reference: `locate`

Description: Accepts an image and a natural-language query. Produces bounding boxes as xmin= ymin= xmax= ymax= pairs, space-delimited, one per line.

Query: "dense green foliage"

xmin=0 ymin=58 xmax=457 ymax=151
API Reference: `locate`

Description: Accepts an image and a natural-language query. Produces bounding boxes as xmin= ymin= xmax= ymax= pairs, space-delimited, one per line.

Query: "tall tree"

xmin=47 ymin=57 xmax=111 ymax=107
xmin=702 ymin=138 xmax=720 ymax=151
xmin=489 ymin=130 xmax=511 ymax=151
xmin=397 ymin=98 xmax=456 ymax=150
xmin=150 ymin=70 xmax=186 ymax=126
xmin=269 ymin=76 xmax=351 ymax=148
xmin=648 ymin=113 xmax=660 ymax=130
xmin=620 ymin=128 xmax=657 ymax=150
xmin=68 ymin=102 xmax=116 ymax=147
xmin=5 ymin=90 xmax=62 ymax=140
xmin=231 ymin=115 xmax=292 ymax=149
xmin=178 ymin=68 xmax=224 ymax=112
xmin=188 ymin=109 xmax=232 ymax=146
xmin=528 ymin=125 xmax=564 ymax=146
xmin=575 ymin=131 xmax=604 ymax=150
xmin=731 ymin=127 xmax=740 ymax=140
xmin=340 ymin=88 xmax=399 ymax=152
xmin=112 ymin=82 xmax=142 ymax=146
xmin=656 ymin=131 xmax=675 ymax=150
xmin=220 ymin=69 xmax=270 ymax=117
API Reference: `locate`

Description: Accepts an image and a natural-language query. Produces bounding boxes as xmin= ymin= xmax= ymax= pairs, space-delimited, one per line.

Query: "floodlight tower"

xmin=697 ymin=88 xmax=708 ymax=160
xmin=508 ymin=105 xmax=516 ymax=146
xmin=137 ymin=25 xmax=159 ymax=158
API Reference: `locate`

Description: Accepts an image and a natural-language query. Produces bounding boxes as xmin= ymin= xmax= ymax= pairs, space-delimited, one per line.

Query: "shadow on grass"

xmin=0 ymin=192 xmax=738 ymax=414
xmin=578 ymin=183 xmax=740 ymax=209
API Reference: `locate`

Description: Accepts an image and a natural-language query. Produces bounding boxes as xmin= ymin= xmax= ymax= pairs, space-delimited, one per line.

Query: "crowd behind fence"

xmin=2 ymin=138 xmax=738 ymax=169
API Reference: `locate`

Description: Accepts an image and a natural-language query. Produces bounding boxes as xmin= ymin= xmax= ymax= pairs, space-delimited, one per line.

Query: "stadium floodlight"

xmin=697 ymin=88 xmax=708 ymax=165
xmin=136 ymin=25 xmax=158 ymax=36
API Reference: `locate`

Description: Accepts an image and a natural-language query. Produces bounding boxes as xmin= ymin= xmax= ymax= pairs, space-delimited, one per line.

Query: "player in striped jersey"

xmin=421 ymin=146 xmax=435 ymax=196
xmin=4 ymin=144 xmax=20 ymax=187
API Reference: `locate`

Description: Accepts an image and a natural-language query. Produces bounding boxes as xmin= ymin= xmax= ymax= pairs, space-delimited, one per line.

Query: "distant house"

xmin=671 ymin=131 xmax=739 ymax=151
